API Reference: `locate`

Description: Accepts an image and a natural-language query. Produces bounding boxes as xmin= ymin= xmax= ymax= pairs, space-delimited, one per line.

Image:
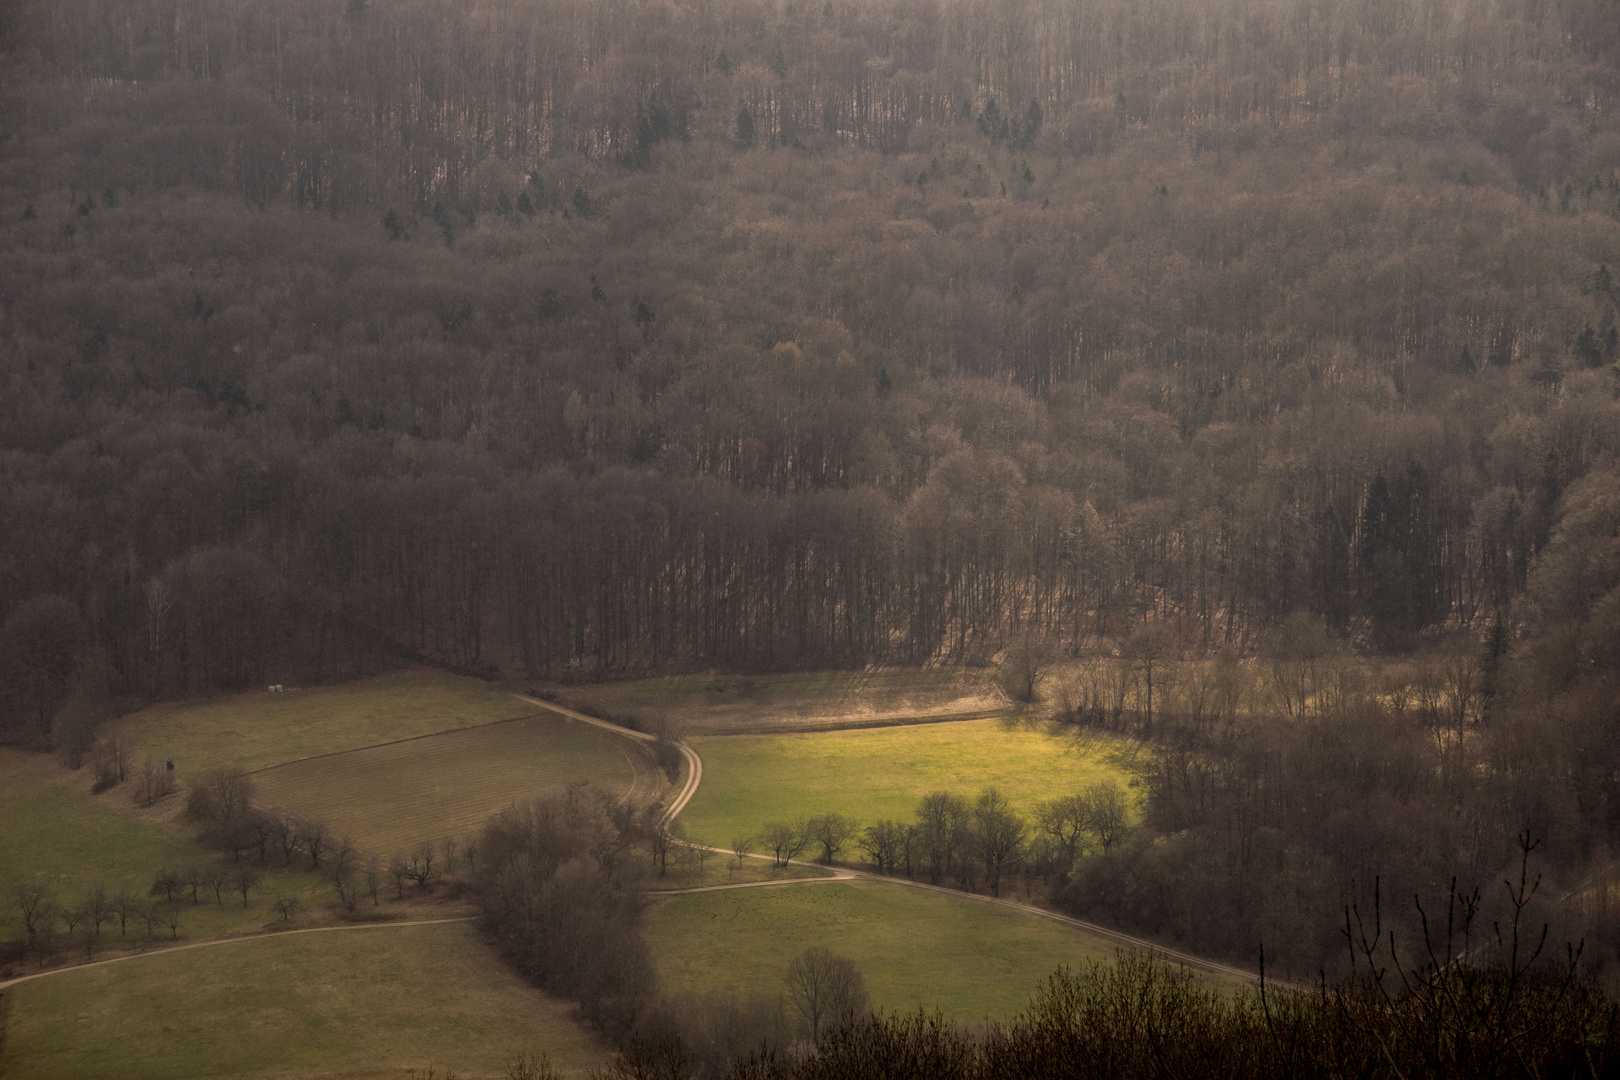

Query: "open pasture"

xmin=648 ymin=879 xmax=1130 ymax=1023
xmin=109 ymin=669 xmax=537 ymax=776
xmin=0 ymin=920 xmax=610 ymax=1079
xmin=539 ymin=668 xmax=1005 ymax=735
xmin=678 ymin=718 xmax=1140 ymax=848
xmin=251 ymin=713 xmax=647 ymax=856
xmin=0 ymin=750 xmax=330 ymax=947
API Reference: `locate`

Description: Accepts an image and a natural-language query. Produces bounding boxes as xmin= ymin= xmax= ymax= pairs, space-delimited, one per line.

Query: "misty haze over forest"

xmin=2 ymin=0 xmax=1619 ymax=1073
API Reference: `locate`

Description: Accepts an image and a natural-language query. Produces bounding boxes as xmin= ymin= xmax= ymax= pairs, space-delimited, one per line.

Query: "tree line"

xmin=475 ymin=784 xmax=656 ymax=1038
xmin=735 ymin=778 xmax=1128 ymax=901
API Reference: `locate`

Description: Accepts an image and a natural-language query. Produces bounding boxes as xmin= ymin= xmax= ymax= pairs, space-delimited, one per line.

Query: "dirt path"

xmin=0 ymin=917 xmax=476 ymax=993
xmin=510 ymin=694 xmax=701 ymax=824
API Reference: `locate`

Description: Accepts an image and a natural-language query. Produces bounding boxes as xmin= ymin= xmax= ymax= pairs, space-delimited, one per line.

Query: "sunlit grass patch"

xmin=679 ymin=718 xmax=1141 ymax=848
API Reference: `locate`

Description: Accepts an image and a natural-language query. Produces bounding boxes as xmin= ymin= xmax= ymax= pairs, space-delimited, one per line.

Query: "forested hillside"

xmin=1 ymin=0 xmax=1617 ymax=711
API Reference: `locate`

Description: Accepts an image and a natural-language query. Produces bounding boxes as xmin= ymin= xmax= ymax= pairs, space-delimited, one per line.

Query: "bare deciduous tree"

xmin=203 ymin=865 xmax=229 ymax=905
xmin=999 ymin=635 xmax=1055 ymax=704
xmin=784 ymin=947 xmax=868 ymax=1043
xmin=85 ymin=882 xmax=112 ymax=936
xmin=13 ymin=883 xmax=56 ymax=945
xmin=149 ymin=868 xmax=182 ymax=904
xmin=231 ymin=866 xmax=262 ymax=908
xmin=1123 ymin=623 xmax=1177 ymax=735
xmin=973 ymin=788 xmax=1026 ymax=897
xmin=759 ymin=819 xmax=809 ymax=867
xmin=1084 ymin=780 xmax=1132 ymax=853
xmin=858 ymin=820 xmax=905 ymax=874
xmin=402 ymin=843 xmax=437 ymax=889
xmin=112 ymin=890 xmax=141 ymax=936
xmin=1035 ymin=795 xmax=1090 ymax=868
xmin=300 ymin=819 xmax=331 ymax=869
xmin=364 ymin=855 xmax=383 ymax=906
xmin=808 ymin=812 xmax=858 ymax=864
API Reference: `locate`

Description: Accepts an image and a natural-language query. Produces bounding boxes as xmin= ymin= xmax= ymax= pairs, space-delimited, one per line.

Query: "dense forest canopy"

xmin=0 ymin=0 xmax=1617 ymax=700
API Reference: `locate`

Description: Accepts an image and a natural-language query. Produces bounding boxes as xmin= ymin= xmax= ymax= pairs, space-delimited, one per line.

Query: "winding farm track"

xmin=0 ymin=689 xmax=1261 ymax=996
xmin=520 ymin=694 xmax=1265 ymax=988
xmin=510 ymin=694 xmax=701 ymax=824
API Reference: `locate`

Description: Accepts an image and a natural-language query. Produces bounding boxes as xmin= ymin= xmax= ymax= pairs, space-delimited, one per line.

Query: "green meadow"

xmin=0 ymin=920 xmax=610 ymax=1079
xmin=0 ymin=751 xmax=330 ymax=944
xmin=252 ymin=713 xmax=645 ymax=855
xmin=647 ymin=879 xmax=1122 ymax=1023
xmin=2 ymin=669 xmax=1165 ymax=1079
xmin=108 ymin=669 xmax=537 ymax=775
xmin=679 ymin=718 xmax=1141 ymax=847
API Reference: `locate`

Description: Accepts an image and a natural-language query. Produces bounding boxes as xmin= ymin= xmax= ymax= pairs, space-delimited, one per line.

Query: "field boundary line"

xmin=241 ymin=713 xmax=551 ymax=776
xmin=712 ymin=708 xmax=1013 ymax=736
xmin=647 ymin=873 xmax=853 ymax=896
xmin=0 ymin=917 xmax=476 ymax=993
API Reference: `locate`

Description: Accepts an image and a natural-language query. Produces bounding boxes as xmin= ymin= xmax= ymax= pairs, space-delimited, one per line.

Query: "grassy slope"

xmin=0 ymin=751 xmax=330 ymax=944
xmin=109 ymin=669 xmax=536 ymax=776
xmin=679 ymin=719 xmax=1140 ymax=847
xmin=544 ymin=669 xmax=1004 ymax=735
xmin=252 ymin=715 xmax=642 ymax=855
xmin=0 ymin=921 xmax=610 ymax=1079
xmin=648 ymin=880 xmax=1119 ymax=1022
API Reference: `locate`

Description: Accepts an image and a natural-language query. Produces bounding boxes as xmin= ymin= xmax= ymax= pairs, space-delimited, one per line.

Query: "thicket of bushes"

xmin=475 ymin=785 xmax=656 ymax=1038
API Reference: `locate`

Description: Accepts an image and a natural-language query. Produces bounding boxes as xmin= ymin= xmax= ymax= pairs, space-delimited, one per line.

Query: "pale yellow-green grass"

xmin=648 ymin=879 xmax=1119 ymax=1022
xmin=250 ymin=714 xmax=644 ymax=856
xmin=0 ymin=751 xmax=330 ymax=945
xmin=542 ymin=668 xmax=1004 ymax=735
xmin=0 ymin=921 xmax=610 ymax=1079
xmin=109 ymin=669 xmax=535 ymax=776
xmin=679 ymin=719 xmax=1141 ymax=847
